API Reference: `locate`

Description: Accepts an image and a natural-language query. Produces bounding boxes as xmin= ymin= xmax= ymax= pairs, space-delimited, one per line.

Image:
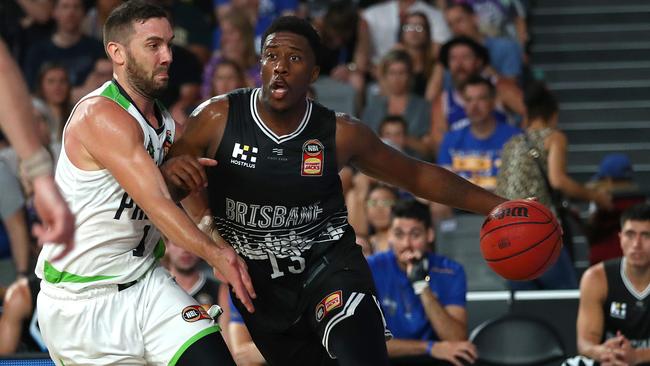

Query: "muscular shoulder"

xmin=69 ymin=96 xmax=138 ymax=132
xmin=580 ymin=262 xmax=608 ymax=299
xmin=189 ymin=94 xmax=230 ymax=123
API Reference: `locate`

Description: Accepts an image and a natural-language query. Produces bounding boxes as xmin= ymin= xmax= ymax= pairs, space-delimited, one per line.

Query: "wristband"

xmin=412 ymin=278 xmax=430 ymax=295
xmin=20 ymin=146 xmax=53 ymax=182
xmin=425 ymin=340 xmax=436 ymax=356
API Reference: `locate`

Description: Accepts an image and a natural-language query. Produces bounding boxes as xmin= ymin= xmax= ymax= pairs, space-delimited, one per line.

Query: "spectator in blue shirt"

xmin=367 ymin=199 xmax=477 ymax=365
xmin=438 ymin=76 xmax=521 ymax=192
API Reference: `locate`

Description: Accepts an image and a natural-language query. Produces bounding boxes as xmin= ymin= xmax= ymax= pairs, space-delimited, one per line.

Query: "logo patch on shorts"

xmin=181 ymin=305 xmax=211 ymax=322
xmin=301 ymin=139 xmax=324 ymax=176
xmin=315 ymin=290 xmax=342 ymax=322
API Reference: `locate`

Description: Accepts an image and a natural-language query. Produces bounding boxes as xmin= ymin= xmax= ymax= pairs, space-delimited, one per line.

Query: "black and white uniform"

xmin=208 ymin=88 xmax=390 ymax=365
xmin=603 ymin=258 xmax=650 ymax=350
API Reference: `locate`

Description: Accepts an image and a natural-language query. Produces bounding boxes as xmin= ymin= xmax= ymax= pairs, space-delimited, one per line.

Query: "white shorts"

xmin=37 ymin=264 xmax=220 ymax=365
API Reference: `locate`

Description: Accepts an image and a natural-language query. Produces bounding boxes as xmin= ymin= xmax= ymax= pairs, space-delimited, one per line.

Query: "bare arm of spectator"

xmin=425 ymin=63 xmax=444 ymax=102
xmin=495 ymin=78 xmax=526 ymax=117
xmin=547 ymin=130 xmax=612 ymax=208
xmin=229 ymin=322 xmax=265 ymax=366
xmin=4 ymin=208 xmax=31 ymax=277
xmin=345 ymin=173 xmax=372 ymax=240
xmin=0 ymin=278 xmax=33 ymax=355
xmin=353 ymin=17 xmax=372 ymax=79
xmin=421 ymin=292 xmax=468 ymax=341
xmin=0 ymin=38 xmax=74 ymax=256
xmin=430 ymin=92 xmax=448 ymax=151
xmin=16 ymin=0 xmax=53 ymax=24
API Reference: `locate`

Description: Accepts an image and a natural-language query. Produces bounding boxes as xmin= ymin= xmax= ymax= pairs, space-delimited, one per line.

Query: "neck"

xmin=256 ymin=92 xmax=307 ymax=136
xmin=470 ymin=118 xmax=496 ymax=139
xmin=170 ymin=268 xmax=200 ymax=293
xmin=52 ymin=30 xmax=82 ymax=48
xmin=113 ymin=74 xmax=156 ymax=117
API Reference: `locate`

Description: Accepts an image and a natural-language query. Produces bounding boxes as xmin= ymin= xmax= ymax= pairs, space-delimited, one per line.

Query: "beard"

xmin=125 ymin=50 xmax=168 ymax=99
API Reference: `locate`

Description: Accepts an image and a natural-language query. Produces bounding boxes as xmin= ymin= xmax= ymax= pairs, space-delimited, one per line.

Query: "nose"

xmin=160 ymin=44 xmax=173 ymax=65
xmin=273 ymin=56 xmax=288 ymax=75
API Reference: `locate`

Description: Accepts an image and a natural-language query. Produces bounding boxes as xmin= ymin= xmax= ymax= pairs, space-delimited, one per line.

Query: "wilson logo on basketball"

xmin=493 ymin=206 xmax=529 ymax=219
xmin=497 ymin=239 xmax=511 ymax=249
xmin=181 ymin=305 xmax=211 ymax=322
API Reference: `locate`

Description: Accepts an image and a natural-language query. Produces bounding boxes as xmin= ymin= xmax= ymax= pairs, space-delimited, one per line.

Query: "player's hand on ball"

xmin=430 ymin=341 xmax=478 ymax=366
xmin=210 ymin=242 xmax=256 ymax=313
xmin=161 ymin=155 xmax=217 ymax=193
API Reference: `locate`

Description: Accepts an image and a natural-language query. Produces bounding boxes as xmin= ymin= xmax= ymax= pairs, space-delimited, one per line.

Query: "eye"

xmin=290 ymin=55 xmax=301 ymax=62
xmin=265 ymin=52 xmax=277 ymax=60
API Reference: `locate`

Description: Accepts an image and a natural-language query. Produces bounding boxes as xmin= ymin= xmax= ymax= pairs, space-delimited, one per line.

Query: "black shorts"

xmin=233 ymin=242 xmax=391 ymax=366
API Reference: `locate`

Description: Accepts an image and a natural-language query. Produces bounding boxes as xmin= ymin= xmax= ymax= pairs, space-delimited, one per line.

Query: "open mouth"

xmin=270 ymin=78 xmax=289 ymax=99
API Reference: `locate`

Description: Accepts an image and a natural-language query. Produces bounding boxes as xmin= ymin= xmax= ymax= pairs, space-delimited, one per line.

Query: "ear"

xmin=106 ymin=42 xmax=126 ymax=66
xmin=309 ymin=65 xmax=320 ymax=84
xmin=427 ymin=227 xmax=435 ymax=244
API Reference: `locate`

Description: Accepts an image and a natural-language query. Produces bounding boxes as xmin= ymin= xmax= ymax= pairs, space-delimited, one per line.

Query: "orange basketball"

xmin=480 ymin=199 xmax=563 ymax=281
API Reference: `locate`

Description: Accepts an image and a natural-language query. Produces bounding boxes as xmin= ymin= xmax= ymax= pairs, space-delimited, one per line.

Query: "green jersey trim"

xmin=154 ymin=239 xmax=166 ymax=259
xmin=168 ymin=325 xmax=221 ymax=366
xmin=43 ymin=261 xmax=118 ymax=284
xmin=100 ymin=82 xmax=131 ymax=110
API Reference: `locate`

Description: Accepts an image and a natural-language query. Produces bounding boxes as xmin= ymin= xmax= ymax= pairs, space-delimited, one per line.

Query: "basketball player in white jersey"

xmin=34 ymin=1 xmax=255 ymax=364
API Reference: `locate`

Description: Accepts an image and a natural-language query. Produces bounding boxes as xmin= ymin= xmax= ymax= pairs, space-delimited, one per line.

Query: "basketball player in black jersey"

xmin=573 ymin=203 xmax=650 ymax=366
xmin=163 ymin=16 xmax=507 ymax=366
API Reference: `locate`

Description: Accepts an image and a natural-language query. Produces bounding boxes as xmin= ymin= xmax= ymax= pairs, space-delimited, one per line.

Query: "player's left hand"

xmin=161 ymin=155 xmax=217 ymax=193
xmin=209 ymin=240 xmax=256 ymax=313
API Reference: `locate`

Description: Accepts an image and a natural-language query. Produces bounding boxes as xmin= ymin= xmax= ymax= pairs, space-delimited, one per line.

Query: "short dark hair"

xmin=439 ymin=36 xmax=489 ymax=69
xmin=462 ymin=75 xmax=495 ymax=98
xmin=621 ymin=203 xmax=650 ymax=227
xmin=379 ymin=115 xmax=408 ymax=135
xmin=448 ymin=3 xmax=475 ymax=15
xmin=261 ymin=16 xmax=322 ymax=66
xmin=391 ymin=199 xmax=432 ymax=229
xmin=103 ymin=0 xmax=170 ymax=48
xmin=525 ymin=81 xmax=559 ymax=122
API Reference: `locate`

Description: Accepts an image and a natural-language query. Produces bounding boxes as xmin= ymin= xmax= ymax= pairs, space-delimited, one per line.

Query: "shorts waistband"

xmin=39 ymin=278 xmax=140 ymax=300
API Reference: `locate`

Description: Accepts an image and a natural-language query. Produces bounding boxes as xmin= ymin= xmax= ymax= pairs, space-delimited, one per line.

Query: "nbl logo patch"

xmin=301 ymin=139 xmax=324 ymax=176
xmin=181 ymin=305 xmax=211 ymax=322
xmin=315 ymin=290 xmax=342 ymax=322
xmin=610 ymin=301 xmax=627 ymax=319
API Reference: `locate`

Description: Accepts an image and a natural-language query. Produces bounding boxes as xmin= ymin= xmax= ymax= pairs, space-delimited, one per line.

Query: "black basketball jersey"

xmin=602 ymin=258 xmax=650 ymax=349
xmin=208 ymin=88 xmax=354 ymax=330
xmin=189 ymin=272 xmax=221 ymax=306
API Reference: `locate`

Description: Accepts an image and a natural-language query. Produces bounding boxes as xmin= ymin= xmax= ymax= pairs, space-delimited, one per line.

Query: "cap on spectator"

xmin=592 ymin=153 xmax=633 ymax=181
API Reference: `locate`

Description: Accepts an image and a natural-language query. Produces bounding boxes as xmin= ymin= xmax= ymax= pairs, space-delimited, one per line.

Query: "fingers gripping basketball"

xmin=480 ymin=200 xmax=563 ymax=281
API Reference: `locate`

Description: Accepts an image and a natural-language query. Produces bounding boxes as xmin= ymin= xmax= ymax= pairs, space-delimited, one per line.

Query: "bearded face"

xmin=124 ymin=48 xmax=170 ymax=99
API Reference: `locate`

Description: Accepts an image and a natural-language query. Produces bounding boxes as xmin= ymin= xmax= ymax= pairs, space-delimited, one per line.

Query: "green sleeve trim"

xmin=168 ymin=325 xmax=221 ymax=366
xmin=44 ymin=261 xmax=118 ymax=284
xmin=100 ymin=82 xmax=131 ymax=110
xmin=154 ymin=239 xmax=166 ymax=259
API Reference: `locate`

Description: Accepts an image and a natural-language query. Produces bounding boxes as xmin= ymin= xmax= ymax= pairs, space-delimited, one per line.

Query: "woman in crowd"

xmin=34 ymin=62 xmax=71 ymax=143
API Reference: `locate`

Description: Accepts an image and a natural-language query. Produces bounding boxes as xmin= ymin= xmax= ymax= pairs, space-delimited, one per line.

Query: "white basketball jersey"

xmin=35 ymin=80 xmax=175 ymax=292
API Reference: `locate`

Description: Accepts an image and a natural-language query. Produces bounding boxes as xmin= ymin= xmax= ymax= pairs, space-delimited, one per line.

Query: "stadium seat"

xmin=469 ymin=314 xmax=566 ymax=366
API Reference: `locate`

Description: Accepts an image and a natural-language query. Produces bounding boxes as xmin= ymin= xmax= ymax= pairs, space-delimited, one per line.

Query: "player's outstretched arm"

xmin=337 ymin=115 xmax=506 ymax=215
xmin=0 ymin=39 xmax=75 ymax=254
xmin=163 ymin=97 xmax=229 ymax=201
xmin=71 ymin=99 xmax=255 ymax=312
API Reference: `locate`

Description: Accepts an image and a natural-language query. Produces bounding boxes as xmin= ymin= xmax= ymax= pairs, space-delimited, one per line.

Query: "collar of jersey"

xmin=250 ymin=88 xmax=312 ymax=144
